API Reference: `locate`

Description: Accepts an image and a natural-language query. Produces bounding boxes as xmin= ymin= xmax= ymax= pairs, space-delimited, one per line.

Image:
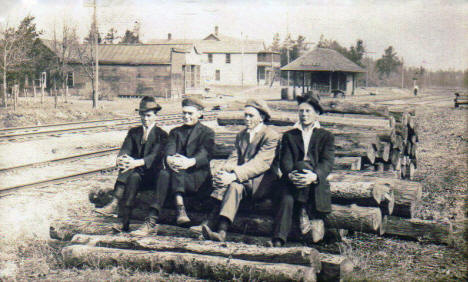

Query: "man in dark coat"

xmin=269 ymin=93 xmax=335 ymax=247
xmin=199 ymin=99 xmax=280 ymax=242
xmin=95 ymin=96 xmax=168 ymax=233
xmin=152 ymin=97 xmax=215 ymax=227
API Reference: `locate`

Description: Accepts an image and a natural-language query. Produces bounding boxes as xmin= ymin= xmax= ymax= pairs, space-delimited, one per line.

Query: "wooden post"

xmin=293 ymin=71 xmax=297 ymax=98
xmin=32 ymin=79 xmax=36 ymax=98
xmin=329 ymin=72 xmax=332 ymax=94
xmin=302 ymin=71 xmax=305 ymax=95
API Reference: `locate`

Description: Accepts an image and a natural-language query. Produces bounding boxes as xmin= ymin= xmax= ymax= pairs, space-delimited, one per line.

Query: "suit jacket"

xmin=165 ymin=121 xmax=215 ymax=183
xmin=225 ymin=124 xmax=280 ymax=195
xmin=116 ymin=125 xmax=168 ymax=184
xmin=280 ymin=127 xmax=335 ymax=213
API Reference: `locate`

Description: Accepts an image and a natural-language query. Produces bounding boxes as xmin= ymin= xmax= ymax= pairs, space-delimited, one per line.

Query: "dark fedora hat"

xmin=296 ymin=92 xmax=323 ymax=114
xmin=245 ymin=98 xmax=272 ymax=122
xmin=135 ymin=96 xmax=162 ymax=113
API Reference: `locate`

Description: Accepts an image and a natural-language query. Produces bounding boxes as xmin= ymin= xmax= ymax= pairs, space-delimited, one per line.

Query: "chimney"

xmin=214 ymin=26 xmax=219 ymax=36
xmin=168 ymin=33 xmax=172 ymax=40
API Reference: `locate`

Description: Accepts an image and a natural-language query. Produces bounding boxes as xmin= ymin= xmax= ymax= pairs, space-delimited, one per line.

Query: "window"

xmin=225 ymin=53 xmax=231 ymax=64
xmin=215 ymin=70 xmax=220 ymax=81
xmin=208 ymin=53 xmax=213 ymax=63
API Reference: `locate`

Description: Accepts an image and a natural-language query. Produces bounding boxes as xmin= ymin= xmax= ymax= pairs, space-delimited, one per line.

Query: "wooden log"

xmin=376 ymin=142 xmax=391 ymax=162
xmin=328 ymin=172 xmax=422 ymax=218
xmin=330 ymin=181 xmax=385 ymax=206
xmin=62 ymin=245 xmax=318 ymax=282
xmin=70 ymin=234 xmax=322 ymax=268
xmin=319 ymin=253 xmax=354 ymax=281
xmin=385 ymin=216 xmax=454 ymax=245
xmin=267 ymin=100 xmax=390 ymax=117
xmin=334 ymin=157 xmax=362 ymax=170
xmin=50 ymin=216 xmax=345 ymax=254
xmin=324 ymin=204 xmax=382 ymax=233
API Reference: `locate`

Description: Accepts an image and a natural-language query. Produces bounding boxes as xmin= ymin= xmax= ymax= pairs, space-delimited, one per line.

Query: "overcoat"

xmin=165 ymin=121 xmax=215 ymax=188
xmin=224 ymin=125 xmax=280 ymax=196
xmin=279 ymin=127 xmax=335 ymax=213
xmin=116 ymin=125 xmax=168 ymax=184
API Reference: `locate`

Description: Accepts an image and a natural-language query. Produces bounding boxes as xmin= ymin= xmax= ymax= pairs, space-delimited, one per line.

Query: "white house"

xmin=149 ymin=26 xmax=280 ymax=87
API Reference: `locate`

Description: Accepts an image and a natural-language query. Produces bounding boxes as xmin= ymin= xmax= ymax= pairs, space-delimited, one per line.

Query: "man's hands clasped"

xmin=116 ymin=154 xmax=145 ymax=173
xmin=288 ymin=169 xmax=318 ymax=189
xmin=167 ymin=154 xmax=196 ymax=172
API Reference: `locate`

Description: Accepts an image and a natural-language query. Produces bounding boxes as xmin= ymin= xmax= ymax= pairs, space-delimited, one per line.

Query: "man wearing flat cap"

xmin=151 ymin=97 xmax=215 ymax=228
xmin=269 ymin=92 xmax=334 ymax=247
xmin=200 ymin=99 xmax=280 ymax=242
xmin=95 ymin=96 xmax=168 ymax=234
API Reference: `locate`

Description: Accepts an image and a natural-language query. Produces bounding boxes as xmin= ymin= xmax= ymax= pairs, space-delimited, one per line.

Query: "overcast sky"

xmin=1 ymin=0 xmax=467 ymax=70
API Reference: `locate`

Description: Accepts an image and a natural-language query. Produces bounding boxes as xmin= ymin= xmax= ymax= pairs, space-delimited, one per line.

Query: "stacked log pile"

xmin=454 ymin=92 xmax=468 ymax=108
xmin=51 ymin=216 xmax=353 ymax=281
xmin=51 ymin=100 xmax=453 ymax=280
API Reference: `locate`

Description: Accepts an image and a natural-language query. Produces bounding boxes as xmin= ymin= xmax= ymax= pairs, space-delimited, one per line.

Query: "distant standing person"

xmin=413 ymin=85 xmax=418 ymax=96
xmin=95 ymin=96 xmax=168 ymax=233
xmin=269 ymin=93 xmax=335 ymax=247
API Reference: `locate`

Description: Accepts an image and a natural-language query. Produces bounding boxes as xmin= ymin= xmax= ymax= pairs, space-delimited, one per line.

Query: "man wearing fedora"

xmin=269 ymin=92 xmax=334 ymax=247
xmin=200 ymin=99 xmax=280 ymax=242
xmin=95 ymin=96 xmax=168 ymax=234
xmin=151 ymin=97 xmax=215 ymax=228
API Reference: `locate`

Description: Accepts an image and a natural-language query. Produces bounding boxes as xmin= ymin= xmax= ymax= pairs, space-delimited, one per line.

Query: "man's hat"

xmin=136 ymin=96 xmax=162 ymax=113
xmin=182 ymin=97 xmax=204 ymax=110
xmin=296 ymin=92 xmax=324 ymax=115
xmin=245 ymin=98 xmax=272 ymax=122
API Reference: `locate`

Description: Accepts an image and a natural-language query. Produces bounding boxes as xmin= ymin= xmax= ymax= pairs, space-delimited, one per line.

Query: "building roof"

xmin=98 ymin=44 xmax=194 ymax=65
xmin=149 ymin=33 xmax=269 ymax=54
xmin=281 ymin=48 xmax=366 ymax=72
xmin=41 ymin=39 xmax=197 ymax=65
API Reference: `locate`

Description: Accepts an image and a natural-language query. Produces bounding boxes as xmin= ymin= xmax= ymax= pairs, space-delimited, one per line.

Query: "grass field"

xmin=0 ymin=87 xmax=466 ymax=281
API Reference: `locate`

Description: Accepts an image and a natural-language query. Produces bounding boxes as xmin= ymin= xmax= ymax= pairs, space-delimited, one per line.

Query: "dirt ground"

xmin=0 ymin=88 xmax=466 ymax=281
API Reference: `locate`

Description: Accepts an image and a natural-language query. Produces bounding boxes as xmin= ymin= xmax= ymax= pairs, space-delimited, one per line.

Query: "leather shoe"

xmin=266 ymin=239 xmax=284 ymax=247
xmin=176 ymin=205 xmax=191 ymax=225
xmin=189 ymin=220 xmax=208 ymax=234
xmin=202 ymin=225 xmax=226 ymax=242
xmin=94 ymin=198 xmax=119 ymax=216
xmin=299 ymin=207 xmax=312 ymax=235
xmin=130 ymin=217 xmax=158 ymax=237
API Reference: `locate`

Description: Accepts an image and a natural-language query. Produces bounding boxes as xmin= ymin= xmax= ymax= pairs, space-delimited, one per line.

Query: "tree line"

xmin=0 ymin=16 xmax=141 ymax=109
xmin=269 ymin=33 xmax=467 ymax=89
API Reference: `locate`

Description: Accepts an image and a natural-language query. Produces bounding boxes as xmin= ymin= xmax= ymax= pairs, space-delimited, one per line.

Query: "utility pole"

xmin=241 ymin=32 xmax=244 ymax=87
xmin=93 ymin=0 xmax=99 ymax=108
xmin=364 ymin=51 xmax=375 ymax=88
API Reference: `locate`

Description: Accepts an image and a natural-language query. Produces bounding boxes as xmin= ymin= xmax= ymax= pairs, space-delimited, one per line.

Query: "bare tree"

xmin=50 ymin=21 xmax=79 ymax=107
xmin=0 ymin=20 xmax=33 ymax=108
xmin=75 ymin=33 xmax=98 ymax=108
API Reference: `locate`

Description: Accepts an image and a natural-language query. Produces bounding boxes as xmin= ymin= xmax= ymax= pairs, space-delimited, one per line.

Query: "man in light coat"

xmin=200 ymin=99 xmax=280 ymax=242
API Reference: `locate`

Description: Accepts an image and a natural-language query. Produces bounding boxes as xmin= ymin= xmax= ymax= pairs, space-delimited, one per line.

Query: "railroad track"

xmin=0 ymin=148 xmax=119 ymax=196
xmin=0 ymin=111 xmax=222 ymax=195
xmin=0 ymin=111 xmax=220 ymax=142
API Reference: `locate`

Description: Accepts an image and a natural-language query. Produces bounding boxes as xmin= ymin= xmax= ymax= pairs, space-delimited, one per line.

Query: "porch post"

xmin=302 ymin=71 xmax=305 ymax=95
xmin=328 ymin=72 xmax=332 ymax=94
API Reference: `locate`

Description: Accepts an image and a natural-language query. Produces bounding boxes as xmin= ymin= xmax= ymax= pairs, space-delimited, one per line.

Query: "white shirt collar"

xmin=293 ymin=120 xmax=321 ymax=132
xmin=247 ymin=122 xmax=264 ymax=142
xmin=142 ymin=122 xmax=156 ymax=142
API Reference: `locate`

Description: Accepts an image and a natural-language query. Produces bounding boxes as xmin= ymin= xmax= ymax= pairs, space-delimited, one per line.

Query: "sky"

xmin=0 ymin=0 xmax=467 ymax=71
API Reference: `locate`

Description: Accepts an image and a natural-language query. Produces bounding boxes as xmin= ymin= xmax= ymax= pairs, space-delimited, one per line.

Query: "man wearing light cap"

xmin=200 ymin=99 xmax=280 ymax=242
xmin=95 ymin=96 xmax=168 ymax=234
xmin=148 ymin=97 xmax=215 ymax=229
